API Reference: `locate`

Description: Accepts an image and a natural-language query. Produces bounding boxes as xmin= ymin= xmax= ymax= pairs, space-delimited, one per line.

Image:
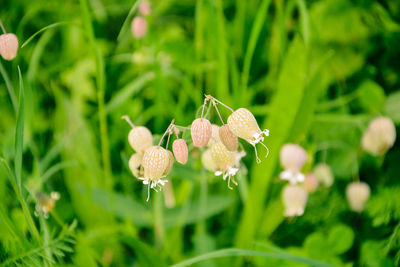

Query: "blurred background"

xmin=0 ymin=0 xmax=399 ymax=266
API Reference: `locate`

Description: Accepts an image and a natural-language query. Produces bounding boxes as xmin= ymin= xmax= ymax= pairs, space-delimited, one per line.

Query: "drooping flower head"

xmin=128 ymin=126 xmax=153 ymax=153
xmin=129 ymin=153 xmax=143 ymax=178
xmin=0 ymin=33 xmax=18 ymax=60
xmin=346 ymin=181 xmax=370 ymax=212
xmin=140 ymin=146 xmax=171 ymax=201
xmin=227 ymin=108 xmax=269 ymax=162
xmin=211 ymin=142 xmax=239 ymax=189
xmin=138 ymin=1 xmax=151 ymax=16
xmin=313 ymin=163 xmax=334 ymax=187
xmin=279 ymin=144 xmax=307 ymax=184
xmin=362 ymin=116 xmax=396 ymax=156
xmin=207 ymin=124 xmax=221 ymax=147
xmin=282 ymin=184 xmax=308 ymax=217
xmin=191 ymin=118 xmax=212 ymax=148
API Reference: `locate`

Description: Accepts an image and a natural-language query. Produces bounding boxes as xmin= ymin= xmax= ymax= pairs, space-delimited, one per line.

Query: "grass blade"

xmin=170 ymin=248 xmax=335 ymax=267
xmin=0 ymin=60 xmax=17 ymax=110
xmin=116 ymin=0 xmax=140 ymax=41
xmin=15 ymin=66 xmax=25 ymax=190
xmin=21 ymin=21 xmax=72 ymax=48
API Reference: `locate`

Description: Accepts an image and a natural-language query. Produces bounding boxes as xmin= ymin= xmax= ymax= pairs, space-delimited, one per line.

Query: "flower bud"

xmin=128 ymin=126 xmax=153 ymax=153
xmin=138 ymin=1 xmax=151 ymax=15
xmin=207 ymin=124 xmax=221 ymax=146
xmin=0 ymin=33 xmax=18 ymax=60
xmin=280 ymin=144 xmax=307 ymax=171
xmin=202 ymin=149 xmax=218 ymax=172
xmin=304 ymin=173 xmax=318 ymax=193
xmin=219 ymin=124 xmax=238 ymax=151
xmin=362 ymin=116 xmax=396 ymax=156
xmin=282 ymin=184 xmax=308 ymax=217
xmin=131 ymin=16 xmax=147 ymax=39
xmin=172 ymin=139 xmax=188 ymax=164
xmin=129 ymin=153 xmax=143 ymax=177
xmin=346 ymin=181 xmax=370 ymax=212
xmin=313 ymin=163 xmax=334 ymax=187
xmin=191 ymin=118 xmax=212 ymax=148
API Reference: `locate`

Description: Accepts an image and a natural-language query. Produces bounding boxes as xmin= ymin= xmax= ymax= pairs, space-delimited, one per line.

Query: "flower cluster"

xmin=124 ymin=95 xmax=269 ymax=201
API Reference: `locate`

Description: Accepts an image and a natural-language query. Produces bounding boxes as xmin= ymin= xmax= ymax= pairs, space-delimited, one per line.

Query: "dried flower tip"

xmin=313 ymin=163 xmax=334 ymax=187
xmin=173 ymin=139 xmax=188 ymax=164
xmin=280 ymin=144 xmax=307 ymax=172
xmin=211 ymin=142 xmax=239 ymax=189
xmin=207 ymin=124 xmax=221 ymax=146
xmin=362 ymin=116 xmax=396 ymax=156
xmin=0 ymin=33 xmax=18 ymax=60
xmin=227 ymin=108 xmax=269 ymax=162
xmin=138 ymin=1 xmax=151 ymax=15
xmin=35 ymin=191 xmax=59 ymax=218
xmin=346 ymin=181 xmax=370 ymax=212
xmin=303 ymin=173 xmax=318 ymax=193
xmin=131 ymin=16 xmax=147 ymax=39
xmin=129 ymin=153 xmax=143 ymax=177
xmin=140 ymin=146 xmax=170 ymax=201
xmin=282 ymin=184 xmax=308 ymax=217
xmin=219 ymin=124 xmax=239 ymax=151
xmin=191 ymin=118 xmax=212 ymax=148
xmin=128 ymin=126 xmax=153 ymax=153
xmin=202 ymin=149 xmax=218 ymax=172
xmin=163 ymin=150 xmax=174 ymax=176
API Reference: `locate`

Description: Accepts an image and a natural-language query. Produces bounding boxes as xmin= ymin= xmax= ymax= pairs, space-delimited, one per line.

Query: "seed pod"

xmin=313 ymin=163 xmax=334 ymax=187
xmin=131 ymin=16 xmax=147 ymax=39
xmin=138 ymin=1 xmax=151 ymax=15
xmin=219 ymin=124 xmax=238 ymax=151
xmin=0 ymin=33 xmax=18 ymax=60
xmin=346 ymin=181 xmax=370 ymax=212
xmin=163 ymin=150 xmax=174 ymax=176
xmin=280 ymin=144 xmax=307 ymax=172
xmin=207 ymin=124 xmax=221 ymax=146
xmin=191 ymin=118 xmax=212 ymax=148
xmin=282 ymin=184 xmax=308 ymax=217
xmin=142 ymin=146 xmax=170 ymax=182
xmin=129 ymin=153 xmax=143 ymax=177
xmin=362 ymin=116 xmax=396 ymax=156
xmin=202 ymin=149 xmax=218 ymax=172
xmin=128 ymin=126 xmax=153 ymax=153
xmin=227 ymin=108 xmax=269 ymax=145
xmin=173 ymin=139 xmax=188 ymax=164
xmin=303 ymin=173 xmax=318 ymax=193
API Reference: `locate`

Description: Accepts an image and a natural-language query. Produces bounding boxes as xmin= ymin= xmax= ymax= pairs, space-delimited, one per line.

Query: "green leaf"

xmin=384 ymin=91 xmax=400 ymax=124
xmin=21 ymin=21 xmax=72 ymax=48
xmin=327 ymin=224 xmax=354 ymax=255
xmin=15 ymin=66 xmax=25 ymax=190
xmin=357 ymin=80 xmax=386 ymax=112
xmin=171 ymin=248 xmax=334 ymax=267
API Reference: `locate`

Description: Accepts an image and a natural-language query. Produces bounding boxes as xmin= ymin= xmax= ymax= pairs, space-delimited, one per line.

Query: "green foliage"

xmin=0 ymin=0 xmax=399 ymax=266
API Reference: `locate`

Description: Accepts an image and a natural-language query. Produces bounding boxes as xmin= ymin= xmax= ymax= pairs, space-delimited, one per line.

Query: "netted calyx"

xmin=219 ymin=124 xmax=238 ymax=151
xmin=361 ymin=116 xmax=396 ymax=156
xmin=0 ymin=33 xmax=18 ymax=60
xmin=313 ymin=163 xmax=334 ymax=187
xmin=140 ymin=146 xmax=171 ymax=201
xmin=191 ymin=118 xmax=212 ymax=148
xmin=227 ymin=108 xmax=269 ymax=162
xmin=123 ymin=115 xmax=153 ymax=153
xmin=129 ymin=153 xmax=143 ymax=178
xmin=211 ymin=142 xmax=239 ymax=189
xmin=172 ymin=139 xmax=188 ymax=164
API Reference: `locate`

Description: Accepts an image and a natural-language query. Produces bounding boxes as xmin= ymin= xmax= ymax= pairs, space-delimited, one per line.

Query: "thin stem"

xmin=200 ymin=97 xmax=208 ymax=118
xmin=158 ymin=119 xmax=175 ymax=146
xmin=165 ymin=131 xmax=172 ymax=149
xmin=0 ymin=19 xmax=6 ymax=34
xmin=205 ymin=94 xmax=234 ymax=112
xmin=212 ymin=100 xmax=225 ymax=125
xmin=121 ymin=115 xmax=135 ymax=128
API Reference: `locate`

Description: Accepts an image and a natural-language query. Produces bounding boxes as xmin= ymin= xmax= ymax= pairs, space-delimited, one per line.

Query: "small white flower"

xmin=280 ymin=170 xmax=305 ymax=184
